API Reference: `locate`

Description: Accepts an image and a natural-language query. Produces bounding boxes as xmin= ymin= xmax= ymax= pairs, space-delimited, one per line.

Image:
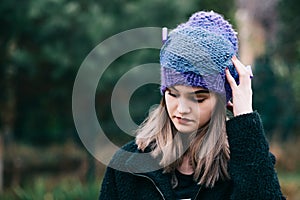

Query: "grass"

xmin=270 ymin=136 xmax=300 ymax=200
xmin=0 ymin=176 xmax=101 ymax=200
xmin=278 ymin=171 xmax=300 ymax=200
xmin=1 ymin=172 xmax=299 ymax=200
xmin=0 ymin=138 xmax=299 ymax=199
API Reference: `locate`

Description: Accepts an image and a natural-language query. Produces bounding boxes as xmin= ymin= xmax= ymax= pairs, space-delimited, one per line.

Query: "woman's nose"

xmin=177 ymin=99 xmax=191 ymax=114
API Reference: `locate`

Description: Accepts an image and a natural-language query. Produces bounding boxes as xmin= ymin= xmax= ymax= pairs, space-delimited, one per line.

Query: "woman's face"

xmin=165 ymin=85 xmax=217 ymax=134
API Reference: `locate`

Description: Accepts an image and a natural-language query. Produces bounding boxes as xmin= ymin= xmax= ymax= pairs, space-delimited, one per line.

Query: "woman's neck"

xmin=177 ymin=155 xmax=194 ymax=175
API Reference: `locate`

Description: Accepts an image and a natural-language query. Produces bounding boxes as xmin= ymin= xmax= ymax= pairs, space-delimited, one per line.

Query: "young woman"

xmin=99 ymin=11 xmax=285 ymax=200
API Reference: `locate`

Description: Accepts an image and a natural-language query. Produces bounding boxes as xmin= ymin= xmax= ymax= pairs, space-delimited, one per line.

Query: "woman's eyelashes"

xmin=190 ymin=96 xmax=206 ymax=103
xmin=167 ymin=91 xmax=178 ymax=97
xmin=194 ymin=98 xmax=206 ymax=103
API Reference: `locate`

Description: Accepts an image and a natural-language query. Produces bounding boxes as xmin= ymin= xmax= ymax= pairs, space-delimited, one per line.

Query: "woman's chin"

xmin=174 ymin=126 xmax=197 ymax=134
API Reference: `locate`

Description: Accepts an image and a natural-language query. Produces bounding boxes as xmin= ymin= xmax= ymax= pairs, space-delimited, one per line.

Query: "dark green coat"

xmin=99 ymin=112 xmax=285 ymax=200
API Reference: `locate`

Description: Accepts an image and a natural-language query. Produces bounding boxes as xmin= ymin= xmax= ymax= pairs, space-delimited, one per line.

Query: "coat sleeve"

xmin=226 ymin=111 xmax=286 ymax=200
xmin=99 ymin=167 xmax=119 ymax=200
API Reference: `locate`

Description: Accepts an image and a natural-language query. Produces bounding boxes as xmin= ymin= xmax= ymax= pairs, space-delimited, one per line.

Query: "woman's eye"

xmin=191 ymin=97 xmax=205 ymax=103
xmin=197 ymin=99 xmax=205 ymax=103
xmin=168 ymin=91 xmax=177 ymax=97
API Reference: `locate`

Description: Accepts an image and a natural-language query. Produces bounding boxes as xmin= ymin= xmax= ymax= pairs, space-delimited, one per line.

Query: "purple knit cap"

xmin=160 ymin=11 xmax=239 ymax=102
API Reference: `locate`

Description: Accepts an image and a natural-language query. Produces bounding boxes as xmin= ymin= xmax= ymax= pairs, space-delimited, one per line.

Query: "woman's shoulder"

xmin=120 ymin=140 xmax=139 ymax=152
xmin=109 ymin=140 xmax=160 ymax=173
xmin=226 ymin=111 xmax=261 ymax=124
xmin=111 ymin=140 xmax=138 ymax=159
xmin=108 ymin=140 xmax=139 ymax=168
xmin=226 ymin=111 xmax=263 ymax=135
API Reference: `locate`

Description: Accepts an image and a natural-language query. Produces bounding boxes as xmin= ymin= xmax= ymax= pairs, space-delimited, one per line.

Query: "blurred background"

xmin=0 ymin=0 xmax=299 ymax=199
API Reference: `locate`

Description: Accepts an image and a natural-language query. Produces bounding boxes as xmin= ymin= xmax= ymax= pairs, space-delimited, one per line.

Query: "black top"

xmin=173 ymin=170 xmax=199 ymax=200
xmin=99 ymin=112 xmax=286 ymax=200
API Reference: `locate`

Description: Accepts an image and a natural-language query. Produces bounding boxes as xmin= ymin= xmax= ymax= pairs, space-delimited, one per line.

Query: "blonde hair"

xmin=135 ymin=95 xmax=230 ymax=188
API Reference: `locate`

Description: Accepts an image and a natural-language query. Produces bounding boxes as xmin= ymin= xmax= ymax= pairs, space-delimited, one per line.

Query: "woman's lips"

xmin=174 ymin=116 xmax=193 ymax=124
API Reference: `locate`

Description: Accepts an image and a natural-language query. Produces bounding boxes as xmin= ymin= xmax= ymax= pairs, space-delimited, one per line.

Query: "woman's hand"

xmin=225 ymin=56 xmax=253 ymax=117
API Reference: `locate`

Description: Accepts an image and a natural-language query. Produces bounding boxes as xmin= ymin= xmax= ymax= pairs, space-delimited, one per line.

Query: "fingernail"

xmin=225 ymin=67 xmax=229 ymax=70
xmin=162 ymin=27 xmax=168 ymax=44
xmin=246 ymin=65 xmax=254 ymax=77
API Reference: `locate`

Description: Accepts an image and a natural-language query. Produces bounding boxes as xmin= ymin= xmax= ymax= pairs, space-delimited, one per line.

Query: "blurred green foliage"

xmin=277 ymin=0 xmax=300 ymax=111
xmin=1 ymin=0 xmax=300 ymax=198
xmin=1 ymin=0 xmax=299 ymax=145
xmin=252 ymin=0 xmax=300 ymax=138
xmin=0 ymin=177 xmax=100 ymax=200
xmin=0 ymin=0 xmax=235 ymax=145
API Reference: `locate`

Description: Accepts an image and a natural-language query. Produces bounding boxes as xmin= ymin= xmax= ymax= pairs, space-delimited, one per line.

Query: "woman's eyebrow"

xmin=167 ymin=86 xmax=179 ymax=92
xmin=168 ymin=86 xmax=178 ymax=92
xmin=190 ymin=90 xmax=209 ymax=95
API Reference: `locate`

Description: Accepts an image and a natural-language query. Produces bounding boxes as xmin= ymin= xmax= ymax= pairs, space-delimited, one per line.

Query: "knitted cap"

xmin=160 ymin=11 xmax=239 ymax=102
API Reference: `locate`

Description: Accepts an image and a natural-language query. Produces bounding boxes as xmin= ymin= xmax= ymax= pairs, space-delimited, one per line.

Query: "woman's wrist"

xmin=233 ymin=107 xmax=253 ymax=117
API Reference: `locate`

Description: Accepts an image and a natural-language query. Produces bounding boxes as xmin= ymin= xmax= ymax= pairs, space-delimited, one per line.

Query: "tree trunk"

xmin=0 ymin=41 xmax=17 ymax=191
xmin=235 ymin=0 xmax=278 ymax=64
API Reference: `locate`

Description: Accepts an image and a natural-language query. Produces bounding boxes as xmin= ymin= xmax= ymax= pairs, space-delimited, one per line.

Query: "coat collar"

xmin=124 ymin=143 xmax=176 ymax=200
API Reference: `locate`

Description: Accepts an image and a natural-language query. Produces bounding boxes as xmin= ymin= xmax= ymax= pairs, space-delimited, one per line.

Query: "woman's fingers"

xmin=231 ymin=56 xmax=252 ymax=85
xmin=231 ymin=56 xmax=251 ymax=84
xmin=245 ymin=65 xmax=253 ymax=78
xmin=225 ymin=56 xmax=253 ymax=116
xmin=225 ymin=67 xmax=237 ymax=89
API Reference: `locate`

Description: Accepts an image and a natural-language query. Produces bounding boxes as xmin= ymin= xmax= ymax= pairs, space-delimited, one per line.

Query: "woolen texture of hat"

xmin=160 ymin=11 xmax=239 ymax=102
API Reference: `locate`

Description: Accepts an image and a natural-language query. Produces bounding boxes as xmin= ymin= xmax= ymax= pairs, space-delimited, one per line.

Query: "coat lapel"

xmin=125 ymin=147 xmax=176 ymax=200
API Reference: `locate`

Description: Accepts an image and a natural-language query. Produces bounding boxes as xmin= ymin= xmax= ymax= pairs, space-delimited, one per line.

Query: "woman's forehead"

xmin=169 ymin=85 xmax=209 ymax=93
